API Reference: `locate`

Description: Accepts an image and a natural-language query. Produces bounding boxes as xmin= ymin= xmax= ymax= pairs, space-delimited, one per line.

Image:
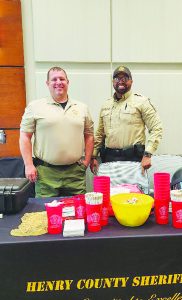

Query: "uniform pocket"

xmin=76 ymin=162 xmax=87 ymax=171
xmin=101 ymin=110 xmax=111 ymax=131
xmin=120 ymin=107 xmax=142 ymax=125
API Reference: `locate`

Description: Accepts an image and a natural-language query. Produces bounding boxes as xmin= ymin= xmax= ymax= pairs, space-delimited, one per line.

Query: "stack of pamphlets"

xmin=63 ymin=219 xmax=85 ymax=237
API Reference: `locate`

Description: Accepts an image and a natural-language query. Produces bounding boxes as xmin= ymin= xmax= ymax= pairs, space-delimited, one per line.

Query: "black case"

xmin=0 ymin=178 xmax=34 ymax=214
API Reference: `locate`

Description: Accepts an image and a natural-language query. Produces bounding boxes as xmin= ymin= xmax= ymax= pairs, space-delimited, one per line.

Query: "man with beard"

xmin=90 ymin=66 xmax=162 ymax=175
xmin=20 ymin=66 xmax=94 ymax=197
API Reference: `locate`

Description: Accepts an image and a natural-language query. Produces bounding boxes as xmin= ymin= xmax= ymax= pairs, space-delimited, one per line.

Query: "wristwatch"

xmin=143 ymin=151 xmax=152 ymax=158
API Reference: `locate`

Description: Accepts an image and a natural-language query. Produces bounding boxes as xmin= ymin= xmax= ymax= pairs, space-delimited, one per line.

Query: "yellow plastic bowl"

xmin=110 ymin=193 xmax=154 ymax=227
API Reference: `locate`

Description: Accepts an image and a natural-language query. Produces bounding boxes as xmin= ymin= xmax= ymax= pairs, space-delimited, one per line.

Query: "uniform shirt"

xmin=93 ymin=90 xmax=162 ymax=156
xmin=20 ymin=97 xmax=94 ymax=165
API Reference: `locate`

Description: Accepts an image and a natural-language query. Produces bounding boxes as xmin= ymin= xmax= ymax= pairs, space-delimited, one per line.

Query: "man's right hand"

xmin=90 ymin=158 xmax=99 ymax=174
xmin=25 ymin=164 xmax=38 ymax=182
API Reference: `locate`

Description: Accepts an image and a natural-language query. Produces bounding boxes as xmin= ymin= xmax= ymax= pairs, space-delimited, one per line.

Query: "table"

xmin=0 ymin=198 xmax=182 ymax=300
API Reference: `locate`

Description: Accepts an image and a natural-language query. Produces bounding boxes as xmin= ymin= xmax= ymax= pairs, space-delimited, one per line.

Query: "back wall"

xmin=21 ymin=0 xmax=182 ymax=155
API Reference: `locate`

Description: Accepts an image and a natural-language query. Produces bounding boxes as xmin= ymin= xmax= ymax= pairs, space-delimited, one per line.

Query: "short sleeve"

xmin=20 ymin=103 xmax=36 ymax=133
xmin=84 ymin=105 xmax=94 ymax=135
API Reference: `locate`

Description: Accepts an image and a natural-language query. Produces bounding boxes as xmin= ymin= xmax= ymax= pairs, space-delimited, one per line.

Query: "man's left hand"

xmin=141 ymin=156 xmax=152 ymax=175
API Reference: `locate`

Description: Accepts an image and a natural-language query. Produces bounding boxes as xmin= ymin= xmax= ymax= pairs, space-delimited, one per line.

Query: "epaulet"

xmin=134 ymin=94 xmax=149 ymax=101
xmin=134 ymin=93 xmax=143 ymax=97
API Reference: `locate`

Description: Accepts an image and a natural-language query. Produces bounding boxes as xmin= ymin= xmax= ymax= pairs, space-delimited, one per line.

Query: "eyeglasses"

xmin=113 ymin=75 xmax=130 ymax=83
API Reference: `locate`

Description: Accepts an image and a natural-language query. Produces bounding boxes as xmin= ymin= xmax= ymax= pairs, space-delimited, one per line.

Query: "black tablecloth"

xmin=1 ymin=197 xmax=182 ymax=242
xmin=0 ymin=198 xmax=182 ymax=300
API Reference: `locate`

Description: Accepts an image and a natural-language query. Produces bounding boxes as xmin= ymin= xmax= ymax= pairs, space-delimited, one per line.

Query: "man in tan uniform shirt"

xmin=90 ymin=66 xmax=162 ymax=175
xmin=20 ymin=67 xmax=94 ymax=197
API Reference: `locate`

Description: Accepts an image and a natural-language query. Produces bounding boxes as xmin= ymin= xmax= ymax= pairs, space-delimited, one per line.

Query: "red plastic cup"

xmin=94 ymin=190 xmax=110 ymax=199
xmin=94 ymin=191 xmax=109 ymax=199
xmin=94 ymin=188 xmax=110 ymax=193
xmin=74 ymin=194 xmax=86 ymax=221
xmin=154 ymin=199 xmax=169 ymax=225
xmin=154 ymin=184 xmax=170 ymax=190
xmin=45 ymin=202 xmax=63 ymax=234
xmin=154 ymin=173 xmax=170 ymax=188
xmin=154 ymin=178 xmax=170 ymax=184
xmin=171 ymin=200 xmax=182 ymax=228
xmin=101 ymin=203 xmax=109 ymax=226
xmin=94 ymin=176 xmax=111 ymax=219
xmin=94 ymin=175 xmax=110 ymax=182
xmin=94 ymin=191 xmax=110 ymax=225
xmin=94 ymin=177 xmax=110 ymax=190
xmin=154 ymin=191 xmax=170 ymax=201
xmin=86 ymin=203 xmax=102 ymax=232
xmin=154 ymin=172 xmax=170 ymax=182
xmin=94 ymin=185 xmax=110 ymax=190
xmin=154 ymin=183 xmax=170 ymax=189
xmin=154 ymin=173 xmax=170 ymax=202
xmin=108 ymin=202 xmax=115 ymax=216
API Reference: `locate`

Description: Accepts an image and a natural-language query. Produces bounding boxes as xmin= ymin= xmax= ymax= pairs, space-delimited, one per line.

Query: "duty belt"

xmin=33 ymin=158 xmax=74 ymax=168
xmin=101 ymin=144 xmax=145 ymax=163
xmin=106 ymin=144 xmax=144 ymax=156
xmin=106 ymin=146 xmax=135 ymax=158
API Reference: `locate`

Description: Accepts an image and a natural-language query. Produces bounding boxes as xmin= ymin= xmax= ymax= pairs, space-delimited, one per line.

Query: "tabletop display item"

xmin=0 ymin=178 xmax=33 ymax=214
xmin=60 ymin=198 xmax=75 ymax=221
xmin=73 ymin=194 xmax=86 ymax=222
xmin=10 ymin=211 xmax=47 ymax=236
xmin=85 ymin=192 xmax=103 ymax=232
xmin=45 ymin=200 xmax=63 ymax=234
xmin=93 ymin=176 xmax=110 ymax=224
xmin=110 ymin=193 xmax=154 ymax=227
xmin=63 ymin=219 xmax=85 ymax=237
xmin=154 ymin=172 xmax=170 ymax=224
xmin=170 ymin=189 xmax=182 ymax=228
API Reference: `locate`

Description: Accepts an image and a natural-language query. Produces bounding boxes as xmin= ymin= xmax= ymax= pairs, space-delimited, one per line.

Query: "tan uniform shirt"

xmin=20 ymin=97 xmax=94 ymax=165
xmin=93 ymin=90 xmax=162 ymax=156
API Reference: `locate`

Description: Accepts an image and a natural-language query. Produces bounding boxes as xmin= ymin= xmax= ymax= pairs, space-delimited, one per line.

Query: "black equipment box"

xmin=0 ymin=178 xmax=33 ymax=214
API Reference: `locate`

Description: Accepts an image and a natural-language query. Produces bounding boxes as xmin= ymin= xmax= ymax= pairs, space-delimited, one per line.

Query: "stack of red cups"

xmin=154 ymin=172 xmax=170 ymax=224
xmin=93 ymin=176 xmax=110 ymax=226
